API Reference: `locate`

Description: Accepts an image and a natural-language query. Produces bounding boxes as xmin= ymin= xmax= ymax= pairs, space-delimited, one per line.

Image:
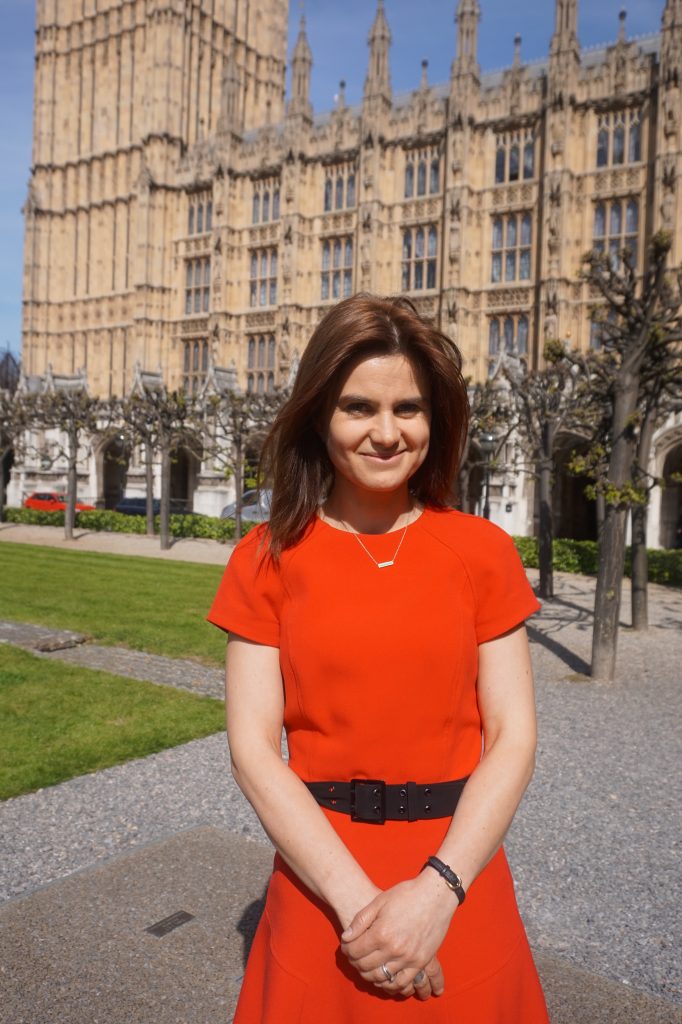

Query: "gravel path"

xmin=1 ymin=568 xmax=680 ymax=1006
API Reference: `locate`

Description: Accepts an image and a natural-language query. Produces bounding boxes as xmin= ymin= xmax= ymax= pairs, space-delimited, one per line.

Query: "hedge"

xmin=4 ymin=507 xmax=680 ymax=586
xmin=4 ymin=506 xmax=257 ymax=541
xmin=512 ymin=536 xmax=682 ymax=588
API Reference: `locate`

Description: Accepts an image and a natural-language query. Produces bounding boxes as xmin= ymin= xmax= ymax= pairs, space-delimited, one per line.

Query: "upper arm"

xmin=476 ymin=624 xmax=537 ymax=753
xmin=225 ymin=634 xmax=285 ymax=765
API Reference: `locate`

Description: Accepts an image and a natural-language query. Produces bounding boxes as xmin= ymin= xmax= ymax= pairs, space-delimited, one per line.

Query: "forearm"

xmin=231 ymin=743 xmax=378 ymax=928
xmin=434 ymin=733 xmax=535 ymax=894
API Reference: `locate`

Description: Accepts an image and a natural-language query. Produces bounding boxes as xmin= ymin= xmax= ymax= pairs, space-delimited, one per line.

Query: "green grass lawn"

xmin=0 ymin=544 xmax=228 ymax=666
xmin=0 ymin=645 xmax=226 ymax=800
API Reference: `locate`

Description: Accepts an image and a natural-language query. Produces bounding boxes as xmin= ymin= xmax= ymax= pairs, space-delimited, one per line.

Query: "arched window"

xmin=272 ymin=189 xmax=280 ymax=220
xmin=335 ymin=177 xmax=344 ymax=210
xmin=404 ymin=162 xmax=414 ymax=198
xmin=252 ymin=193 xmax=260 ymax=224
xmin=509 ymin=145 xmax=520 ymax=182
xmin=270 ymin=249 xmax=277 ymax=277
xmin=507 ymin=215 xmax=518 ymax=248
xmin=402 ymin=230 xmax=412 ymax=260
xmin=322 ymin=240 xmax=330 ymax=271
xmin=197 ymin=203 xmax=204 ymax=233
xmin=626 ymin=198 xmax=638 ymax=234
xmin=257 ymin=337 xmax=265 ymax=368
xmin=495 ymin=147 xmax=505 ymax=184
xmin=267 ymin=372 xmax=275 ymax=392
xmin=492 ymin=217 xmax=503 ymax=250
xmin=613 ymin=123 xmax=625 ymax=165
xmin=188 ymin=205 xmax=195 ymax=235
xmin=346 ymin=174 xmax=355 ymax=207
xmin=205 ymin=200 xmax=213 ymax=231
xmin=257 ymin=373 xmax=265 ymax=394
xmin=247 ymin=373 xmax=254 ymax=392
xmin=610 ymin=200 xmax=622 ymax=237
xmin=324 ymin=178 xmax=332 ymax=212
xmin=521 ymin=213 xmax=532 ymax=247
xmin=488 ymin=318 xmax=500 ymax=355
xmin=247 ymin=339 xmax=255 ymax=369
xmin=428 ymin=225 xmax=437 ymax=258
xmin=517 ymin=316 xmax=529 ymax=355
xmin=262 ymin=191 xmax=270 ymax=223
xmin=628 ymin=119 xmax=641 ymax=163
xmin=417 ymin=161 xmax=427 ymax=196
xmin=594 ymin=203 xmax=606 ymax=239
xmin=430 ymin=158 xmax=440 ymax=194
xmin=504 ymin=317 xmax=514 ymax=352
xmin=268 ymin=336 xmax=276 ymax=369
xmin=344 ymin=237 xmax=353 ymax=266
xmin=597 ymin=127 xmax=609 ymax=168
xmin=523 ymin=141 xmax=534 ymax=179
xmin=333 ymin=238 xmax=341 ymax=268
xmin=415 ymin=228 xmax=424 ymax=259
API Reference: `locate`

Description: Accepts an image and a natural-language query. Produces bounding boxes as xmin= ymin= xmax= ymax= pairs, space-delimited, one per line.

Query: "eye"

xmin=395 ymin=402 xmax=424 ymax=415
xmin=343 ymin=401 xmax=372 ymax=415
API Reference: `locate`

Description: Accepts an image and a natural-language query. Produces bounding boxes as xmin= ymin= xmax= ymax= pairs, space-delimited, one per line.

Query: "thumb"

xmin=341 ymin=901 xmax=380 ymax=941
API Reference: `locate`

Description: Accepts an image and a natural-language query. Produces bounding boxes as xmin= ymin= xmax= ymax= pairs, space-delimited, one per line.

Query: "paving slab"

xmin=1 ymin=826 xmax=680 ymax=1024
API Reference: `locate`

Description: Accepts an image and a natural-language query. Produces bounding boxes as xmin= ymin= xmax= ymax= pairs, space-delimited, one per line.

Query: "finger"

xmin=340 ymin=902 xmax=380 ymax=943
xmin=424 ymin=957 xmax=445 ymax=996
xmin=412 ymin=968 xmax=432 ymax=1000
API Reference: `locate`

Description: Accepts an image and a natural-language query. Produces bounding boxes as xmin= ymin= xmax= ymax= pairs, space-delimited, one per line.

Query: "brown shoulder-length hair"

xmin=260 ymin=293 xmax=469 ymax=559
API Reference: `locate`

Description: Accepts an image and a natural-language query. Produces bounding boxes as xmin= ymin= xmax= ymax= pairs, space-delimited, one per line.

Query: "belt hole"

xmin=328 ymin=785 xmax=335 ymax=793
xmin=400 ymin=788 xmax=407 ymax=798
xmin=331 ymin=799 xmax=337 ymax=805
xmin=373 ymin=788 xmax=380 ymax=796
xmin=373 ymin=805 xmax=381 ymax=815
xmin=399 ymin=805 xmax=405 ymax=813
xmin=424 ymin=804 xmax=431 ymax=812
xmin=424 ymin=787 xmax=431 ymax=795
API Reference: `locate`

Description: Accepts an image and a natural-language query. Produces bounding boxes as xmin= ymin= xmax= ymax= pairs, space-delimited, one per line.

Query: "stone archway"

xmin=170 ymin=441 xmax=202 ymax=512
xmin=99 ymin=433 xmax=129 ymax=510
xmin=552 ymin=436 xmax=598 ymax=542
xmin=660 ymin=443 xmax=682 ymax=549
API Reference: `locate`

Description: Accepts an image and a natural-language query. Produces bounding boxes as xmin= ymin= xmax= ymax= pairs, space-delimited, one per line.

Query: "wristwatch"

xmin=423 ymin=855 xmax=466 ymax=906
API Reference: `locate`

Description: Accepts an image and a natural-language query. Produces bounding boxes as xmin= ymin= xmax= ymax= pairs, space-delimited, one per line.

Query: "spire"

xmin=364 ymin=0 xmax=392 ymax=106
xmin=452 ymin=0 xmax=481 ymax=79
xmin=550 ymin=0 xmax=579 ymax=58
xmin=617 ymin=8 xmax=627 ymax=44
xmin=287 ymin=13 xmax=313 ymax=121
xmin=662 ymin=0 xmax=682 ymax=84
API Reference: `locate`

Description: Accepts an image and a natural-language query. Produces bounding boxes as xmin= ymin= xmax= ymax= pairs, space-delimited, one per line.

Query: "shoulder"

xmin=420 ymin=507 xmax=518 ymax=556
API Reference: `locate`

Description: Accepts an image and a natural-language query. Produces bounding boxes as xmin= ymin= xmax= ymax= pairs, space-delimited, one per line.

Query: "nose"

xmin=370 ymin=411 xmax=401 ymax=448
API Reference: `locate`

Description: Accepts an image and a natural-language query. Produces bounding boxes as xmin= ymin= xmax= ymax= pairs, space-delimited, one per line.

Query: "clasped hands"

xmin=339 ymin=872 xmax=457 ymax=1001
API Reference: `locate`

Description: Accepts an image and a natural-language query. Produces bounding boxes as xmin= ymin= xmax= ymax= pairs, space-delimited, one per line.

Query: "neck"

xmin=323 ymin=480 xmax=417 ymax=534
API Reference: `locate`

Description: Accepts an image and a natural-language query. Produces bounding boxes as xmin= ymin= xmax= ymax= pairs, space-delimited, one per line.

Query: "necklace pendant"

xmin=377 ymin=560 xmax=394 ymax=568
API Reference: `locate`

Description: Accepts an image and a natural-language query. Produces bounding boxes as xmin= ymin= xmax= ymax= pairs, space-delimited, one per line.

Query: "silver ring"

xmin=413 ymin=970 xmax=426 ymax=985
xmin=380 ymin=963 xmax=395 ymax=983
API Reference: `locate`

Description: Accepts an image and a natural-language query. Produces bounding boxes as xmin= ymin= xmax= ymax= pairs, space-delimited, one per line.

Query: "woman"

xmin=208 ymin=294 xmax=549 ymax=1022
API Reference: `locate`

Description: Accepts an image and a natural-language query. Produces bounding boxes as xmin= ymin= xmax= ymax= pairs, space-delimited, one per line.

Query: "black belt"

xmin=305 ymin=776 xmax=469 ymax=825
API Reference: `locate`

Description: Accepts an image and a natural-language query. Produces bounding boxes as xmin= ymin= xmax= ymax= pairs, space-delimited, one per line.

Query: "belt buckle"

xmin=349 ymin=779 xmax=386 ymax=824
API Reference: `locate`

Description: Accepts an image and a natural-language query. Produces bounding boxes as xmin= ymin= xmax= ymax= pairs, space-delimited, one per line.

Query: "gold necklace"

xmin=331 ymin=508 xmax=418 ymax=569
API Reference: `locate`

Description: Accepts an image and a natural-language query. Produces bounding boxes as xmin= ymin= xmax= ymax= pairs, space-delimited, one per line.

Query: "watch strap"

xmin=424 ymin=855 xmax=466 ymax=905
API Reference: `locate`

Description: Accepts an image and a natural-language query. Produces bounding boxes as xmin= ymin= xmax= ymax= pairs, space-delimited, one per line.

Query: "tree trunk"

xmin=538 ymin=421 xmax=556 ymax=600
xmin=0 ymin=454 xmax=6 ymax=524
xmin=591 ymin=375 xmax=639 ymax=681
xmin=160 ymin=445 xmax=171 ymax=550
xmin=64 ymin=433 xmax=78 ymax=541
xmin=145 ymin=440 xmax=155 ymax=536
xmin=234 ymin=437 xmax=243 ymax=541
xmin=630 ymin=503 xmax=648 ymax=630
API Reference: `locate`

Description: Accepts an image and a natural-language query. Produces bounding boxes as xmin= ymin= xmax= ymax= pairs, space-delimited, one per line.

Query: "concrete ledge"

xmin=1 ymin=827 xmax=679 ymax=1024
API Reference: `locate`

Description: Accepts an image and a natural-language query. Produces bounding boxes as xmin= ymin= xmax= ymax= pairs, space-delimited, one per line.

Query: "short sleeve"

xmin=465 ymin=523 xmax=540 ymax=645
xmin=206 ymin=528 xmax=283 ymax=646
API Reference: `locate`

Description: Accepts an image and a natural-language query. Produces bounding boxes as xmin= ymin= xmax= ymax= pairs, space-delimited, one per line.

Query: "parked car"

xmin=114 ymin=496 xmax=198 ymax=516
xmin=220 ymin=489 xmax=272 ymax=522
xmin=24 ymin=491 xmax=96 ymax=512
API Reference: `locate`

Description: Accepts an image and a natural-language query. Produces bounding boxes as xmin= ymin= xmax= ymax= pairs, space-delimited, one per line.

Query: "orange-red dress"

xmin=208 ymin=508 xmax=549 ymax=1023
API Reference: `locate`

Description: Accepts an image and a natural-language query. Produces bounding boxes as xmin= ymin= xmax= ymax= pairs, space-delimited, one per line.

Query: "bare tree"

xmin=0 ymin=389 xmax=29 ymax=522
xmin=205 ymin=388 xmax=285 ymax=540
xmin=579 ymin=231 xmax=682 ymax=678
xmin=459 ymin=379 xmax=515 ymax=515
xmin=503 ymin=343 xmax=593 ymax=599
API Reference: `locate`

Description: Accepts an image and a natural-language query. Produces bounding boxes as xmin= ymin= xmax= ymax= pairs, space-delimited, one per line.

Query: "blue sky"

xmin=0 ymin=0 xmax=665 ymax=358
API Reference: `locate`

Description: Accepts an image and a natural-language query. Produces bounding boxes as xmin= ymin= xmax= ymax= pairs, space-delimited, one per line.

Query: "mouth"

xmin=361 ymin=451 xmax=406 ymax=462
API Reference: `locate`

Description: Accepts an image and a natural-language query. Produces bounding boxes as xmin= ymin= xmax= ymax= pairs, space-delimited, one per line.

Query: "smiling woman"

xmin=207 ymin=294 xmax=547 ymax=1022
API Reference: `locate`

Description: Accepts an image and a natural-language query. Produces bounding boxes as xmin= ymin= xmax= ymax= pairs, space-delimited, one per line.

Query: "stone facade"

xmin=14 ymin=0 xmax=682 ymax=542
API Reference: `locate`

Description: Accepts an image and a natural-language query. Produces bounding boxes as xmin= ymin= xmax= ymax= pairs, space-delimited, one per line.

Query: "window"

xmin=187 ymin=193 xmax=213 ymax=236
xmin=494 ymin=129 xmax=535 ymax=184
xmin=247 ymin=334 xmax=277 ymax=392
xmin=491 ymin=213 xmax=532 ymax=283
xmin=321 ymin=236 xmax=353 ymax=300
xmin=595 ymin=109 xmax=642 ymax=168
xmin=404 ymin=148 xmax=441 ymax=200
xmin=401 ymin=224 xmax=438 ymax=292
xmin=184 ymin=257 xmax=210 ymax=314
xmin=487 ymin=315 xmax=529 ymax=373
xmin=252 ymin=180 xmax=281 ymax=224
xmin=182 ymin=338 xmax=208 ymax=394
xmin=593 ymin=198 xmax=639 ymax=270
xmin=590 ymin=308 xmax=617 ymax=350
xmin=249 ymin=248 xmax=278 ymax=307
xmin=323 ymin=166 xmax=356 ymax=211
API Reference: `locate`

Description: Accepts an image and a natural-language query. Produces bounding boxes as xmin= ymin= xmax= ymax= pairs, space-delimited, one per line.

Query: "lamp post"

xmin=479 ymin=431 xmax=496 ymax=521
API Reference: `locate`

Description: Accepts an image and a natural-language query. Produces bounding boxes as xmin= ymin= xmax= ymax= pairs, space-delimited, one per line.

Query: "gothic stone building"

xmin=14 ymin=0 xmax=682 ymax=541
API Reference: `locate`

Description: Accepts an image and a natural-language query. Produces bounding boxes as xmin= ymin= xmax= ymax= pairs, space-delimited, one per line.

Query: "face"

xmin=324 ymin=354 xmax=431 ymax=496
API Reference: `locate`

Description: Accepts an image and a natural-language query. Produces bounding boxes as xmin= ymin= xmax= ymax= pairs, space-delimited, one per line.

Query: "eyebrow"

xmin=338 ymin=393 xmax=429 ymax=405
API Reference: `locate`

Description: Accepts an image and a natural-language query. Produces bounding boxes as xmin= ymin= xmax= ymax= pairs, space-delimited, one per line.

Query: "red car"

xmin=24 ymin=491 xmax=96 ymax=512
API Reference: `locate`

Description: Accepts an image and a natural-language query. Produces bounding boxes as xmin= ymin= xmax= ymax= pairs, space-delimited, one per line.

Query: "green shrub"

xmin=513 ymin=535 xmax=681 ymax=587
xmin=5 ymin=506 xmax=259 ymax=543
xmin=5 ymin=507 xmax=66 ymax=527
